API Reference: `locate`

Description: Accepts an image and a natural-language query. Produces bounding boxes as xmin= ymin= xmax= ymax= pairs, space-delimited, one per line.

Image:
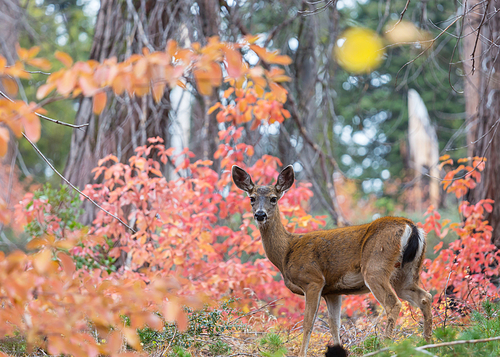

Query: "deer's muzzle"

xmin=254 ymin=210 xmax=267 ymax=222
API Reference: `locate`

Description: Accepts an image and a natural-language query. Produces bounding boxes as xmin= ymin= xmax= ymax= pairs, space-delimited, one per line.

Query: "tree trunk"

xmin=464 ymin=0 xmax=500 ymax=247
xmin=64 ymin=0 xmax=187 ymax=224
xmin=0 ymin=0 xmax=20 ymax=205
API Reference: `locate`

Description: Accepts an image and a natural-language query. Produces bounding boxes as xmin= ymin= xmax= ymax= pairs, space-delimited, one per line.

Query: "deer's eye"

xmin=270 ymin=197 xmax=277 ymax=204
xmin=250 ymin=197 xmax=256 ymax=204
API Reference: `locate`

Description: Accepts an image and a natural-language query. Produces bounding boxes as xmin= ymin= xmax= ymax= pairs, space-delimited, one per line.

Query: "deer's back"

xmin=282 ymin=217 xmax=413 ymax=295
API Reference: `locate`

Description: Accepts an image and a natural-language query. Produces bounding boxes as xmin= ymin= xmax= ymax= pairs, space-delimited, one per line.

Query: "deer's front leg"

xmin=298 ymin=283 xmax=324 ymax=357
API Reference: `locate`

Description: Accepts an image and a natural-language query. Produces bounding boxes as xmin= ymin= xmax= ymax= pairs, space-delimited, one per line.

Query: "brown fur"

xmin=232 ymin=165 xmax=432 ymax=356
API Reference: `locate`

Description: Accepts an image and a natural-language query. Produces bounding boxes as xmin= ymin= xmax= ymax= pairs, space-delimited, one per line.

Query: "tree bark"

xmin=64 ymin=0 xmax=187 ymax=223
xmin=464 ymin=0 xmax=500 ymax=247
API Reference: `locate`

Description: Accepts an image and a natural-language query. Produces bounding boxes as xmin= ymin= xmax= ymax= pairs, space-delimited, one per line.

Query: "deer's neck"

xmin=258 ymin=209 xmax=293 ymax=273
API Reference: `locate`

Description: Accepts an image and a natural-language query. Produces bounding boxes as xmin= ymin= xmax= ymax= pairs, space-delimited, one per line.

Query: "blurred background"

xmin=1 ymin=0 xmax=498 ymax=243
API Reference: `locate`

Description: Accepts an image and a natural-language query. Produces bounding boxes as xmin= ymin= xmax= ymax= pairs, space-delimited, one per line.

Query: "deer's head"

xmin=232 ymin=165 xmax=295 ymax=226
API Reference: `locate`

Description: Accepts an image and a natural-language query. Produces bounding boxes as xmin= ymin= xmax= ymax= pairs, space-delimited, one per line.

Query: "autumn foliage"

xmin=1 ymin=39 xmax=499 ymax=356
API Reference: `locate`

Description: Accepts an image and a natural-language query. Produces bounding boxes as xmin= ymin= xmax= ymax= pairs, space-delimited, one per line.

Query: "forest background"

xmin=1 ymin=0 xmax=500 ymax=356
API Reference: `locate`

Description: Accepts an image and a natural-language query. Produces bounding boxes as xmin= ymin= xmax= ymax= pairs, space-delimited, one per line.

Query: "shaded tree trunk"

xmin=464 ymin=0 xmax=500 ymax=247
xmin=64 ymin=0 xmax=188 ymax=224
xmin=0 ymin=0 xmax=20 ymax=164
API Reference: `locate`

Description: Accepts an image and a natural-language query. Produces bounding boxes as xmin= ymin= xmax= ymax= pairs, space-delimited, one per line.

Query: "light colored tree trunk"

xmin=463 ymin=0 xmax=500 ymax=247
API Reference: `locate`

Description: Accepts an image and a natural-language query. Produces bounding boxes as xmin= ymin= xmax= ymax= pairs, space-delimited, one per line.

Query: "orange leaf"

xmin=224 ymin=46 xmax=244 ymax=78
xmin=27 ymin=58 xmax=51 ymax=71
xmin=79 ymin=74 xmax=99 ymax=96
xmin=57 ymin=252 xmax=75 ymax=276
xmin=208 ymin=102 xmax=221 ymax=115
xmin=1 ymin=77 xmax=18 ymax=96
xmin=269 ymin=82 xmax=288 ymax=103
xmin=16 ymin=46 xmax=28 ymax=61
xmin=36 ymin=83 xmax=56 ymax=99
xmin=0 ymin=127 xmax=9 ymax=157
xmin=57 ymin=70 xmax=78 ymax=96
xmin=55 ymin=51 xmax=74 ymax=68
xmin=32 ymin=249 xmax=52 ymax=274
xmin=223 ymin=87 xmax=234 ymax=98
xmin=152 ymin=82 xmax=165 ymax=103
xmin=193 ymin=69 xmax=213 ymax=96
xmin=27 ymin=46 xmax=41 ymax=59
xmin=25 ymin=237 xmax=49 ymax=250
xmin=122 ymin=328 xmax=141 ymax=351
xmin=22 ymin=114 xmax=41 ymax=142
xmin=93 ymin=91 xmax=107 ymax=114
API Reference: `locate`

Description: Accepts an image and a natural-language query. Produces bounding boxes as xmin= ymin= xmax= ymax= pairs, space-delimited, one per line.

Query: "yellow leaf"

xmin=55 ymin=51 xmax=74 ymax=68
xmin=93 ymin=91 xmax=107 ymax=114
xmin=439 ymin=154 xmax=451 ymax=161
xmin=334 ymin=27 xmax=385 ymax=74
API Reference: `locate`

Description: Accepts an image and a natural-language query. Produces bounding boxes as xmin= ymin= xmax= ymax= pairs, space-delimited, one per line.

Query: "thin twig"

xmin=385 ymin=0 xmax=411 ymax=33
xmin=470 ymin=0 xmax=491 ymax=75
xmin=22 ymin=132 xmax=137 ymax=233
xmin=0 ymin=90 xmax=88 ymax=129
xmin=395 ymin=15 xmax=462 ymax=86
xmin=416 ymin=335 xmax=500 ymax=350
xmin=362 ymin=335 xmax=500 ymax=356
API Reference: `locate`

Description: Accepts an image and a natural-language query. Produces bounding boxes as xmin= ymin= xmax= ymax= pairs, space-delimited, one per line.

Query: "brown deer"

xmin=232 ymin=165 xmax=432 ymax=356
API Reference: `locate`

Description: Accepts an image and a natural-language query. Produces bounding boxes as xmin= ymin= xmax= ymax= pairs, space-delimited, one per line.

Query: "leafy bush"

xmin=139 ymin=299 xmax=243 ymax=355
xmin=21 ymin=183 xmax=84 ymax=239
xmin=259 ymin=333 xmax=287 ymax=357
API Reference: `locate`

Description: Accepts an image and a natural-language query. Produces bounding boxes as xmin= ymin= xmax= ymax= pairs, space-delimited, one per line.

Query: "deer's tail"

xmin=401 ymin=224 xmax=425 ymax=268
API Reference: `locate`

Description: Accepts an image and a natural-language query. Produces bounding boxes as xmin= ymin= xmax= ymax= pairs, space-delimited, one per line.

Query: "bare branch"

xmin=471 ymin=0 xmax=491 ymax=75
xmin=0 ymin=90 xmax=89 ymax=129
xmin=22 ymin=132 xmax=137 ymax=234
xmin=385 ymin=0 xmax=411 ymax=33
xmin=298 ymin=0 xmax=337 ymax=16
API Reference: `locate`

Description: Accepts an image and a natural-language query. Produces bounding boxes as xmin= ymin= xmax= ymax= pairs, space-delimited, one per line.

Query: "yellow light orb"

xmin=334 ymin=27 xmax=385 ymax=74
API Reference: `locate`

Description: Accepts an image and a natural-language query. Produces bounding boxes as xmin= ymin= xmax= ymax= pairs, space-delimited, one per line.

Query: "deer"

xmin=232 ymin=165 xmax=432 ymax=357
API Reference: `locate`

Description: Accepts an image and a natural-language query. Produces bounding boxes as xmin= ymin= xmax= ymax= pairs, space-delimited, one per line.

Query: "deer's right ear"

xmin=232 ymin=165 xmax=255 ymax=192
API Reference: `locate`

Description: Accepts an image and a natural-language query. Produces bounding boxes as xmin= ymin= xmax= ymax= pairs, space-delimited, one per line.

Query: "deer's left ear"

xmin=275 ymin=165 xmax=294 ymax=194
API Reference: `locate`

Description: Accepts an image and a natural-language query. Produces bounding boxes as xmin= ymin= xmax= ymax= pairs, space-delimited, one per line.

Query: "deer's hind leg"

xmin=364 ymin=272 xmax=402 ymax=338
xmin=362 ymin=239 xmax=403 ymax=339
xmin=396 ymin=283 xmax=432 ymax=340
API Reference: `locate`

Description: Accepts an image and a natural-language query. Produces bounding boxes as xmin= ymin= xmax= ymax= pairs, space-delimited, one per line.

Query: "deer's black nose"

xmin=254 ymin=211 xmax=267 ymax=222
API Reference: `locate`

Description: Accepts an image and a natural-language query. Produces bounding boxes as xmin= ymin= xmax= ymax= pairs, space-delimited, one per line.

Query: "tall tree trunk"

xmin=0 ymin=0 xmax=20 ymax=207
xmin=64 ymin=0 xmax=187 ymax=224
xmin=464 ymin=0 xmax=500 ymax=247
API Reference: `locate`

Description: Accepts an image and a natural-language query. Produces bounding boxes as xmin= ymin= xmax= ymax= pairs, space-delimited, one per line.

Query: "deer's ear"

xmin=232 ymin=165 xmax=255 ymax=192
xmin=276 ymin=165 xmax=294 ymax=194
